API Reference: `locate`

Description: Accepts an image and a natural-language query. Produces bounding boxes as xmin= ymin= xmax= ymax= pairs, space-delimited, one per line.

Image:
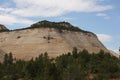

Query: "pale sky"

xmin=0 ymin=0 xmax=120 ymax=53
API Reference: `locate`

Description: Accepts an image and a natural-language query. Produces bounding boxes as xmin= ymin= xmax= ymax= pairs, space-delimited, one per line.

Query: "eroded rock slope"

xmin=0 ymin=21 xmax=110 ymax=60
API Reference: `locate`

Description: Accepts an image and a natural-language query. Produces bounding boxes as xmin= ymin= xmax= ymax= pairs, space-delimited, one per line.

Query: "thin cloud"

xmin=11 ymin=0 xmax=113 ymax=17
xmin=59 ymin=17 xmax=73 ymax=21
xmin=97 ymin=34 xmax=112 ymax=42
xmin=0 ymin=7 xmax=13 ymax=13
xmin=97 ymin=13 xmax=107 ymax=16
xmin=0 ymin=14 xmax=34 ymax=25
xmin=96 ymin=13 xmax=110 ymax=19
xmin=0 ymin=14 xmax=17 ymax=25
xmin=0 ymin=0 xmax=113 ymax=25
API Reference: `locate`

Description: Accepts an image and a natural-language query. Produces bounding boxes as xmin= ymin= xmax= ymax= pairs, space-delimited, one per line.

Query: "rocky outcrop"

xmin=28 ymin=20 xmax=85 ymax=32
xmin=0 ymin=21 xmax=112 ymax=60
xmin=0 ymin=24 xmax=9 ymax=32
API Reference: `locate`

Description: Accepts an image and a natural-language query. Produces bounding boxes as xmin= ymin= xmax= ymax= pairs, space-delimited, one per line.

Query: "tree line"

xmin=0 ymin=48 xmax=120 ymax=80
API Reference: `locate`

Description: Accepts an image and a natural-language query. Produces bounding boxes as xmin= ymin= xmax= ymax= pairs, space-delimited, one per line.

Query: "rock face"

xmin=0 ymin=21 xmax=110 ymax=60
xmin=0 ymin=49 xmax=7 ymax=62
xmin=0 ymin=24 xmax=9 ymax=31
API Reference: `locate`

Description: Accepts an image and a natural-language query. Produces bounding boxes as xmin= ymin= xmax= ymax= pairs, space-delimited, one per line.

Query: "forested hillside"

xmin=0 ymin=48 xmax=120 ymax=80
